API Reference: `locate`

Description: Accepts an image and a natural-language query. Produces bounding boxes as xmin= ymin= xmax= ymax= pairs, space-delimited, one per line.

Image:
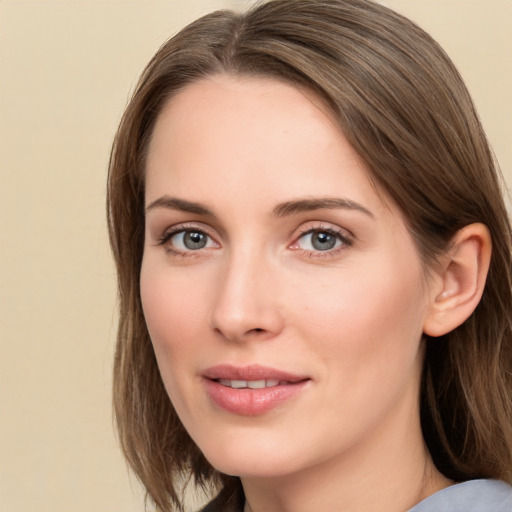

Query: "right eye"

xmin=171 ymin=230 xmax=210 ymax=250
xmin=162 ymin=228 xmax=217 ymax=252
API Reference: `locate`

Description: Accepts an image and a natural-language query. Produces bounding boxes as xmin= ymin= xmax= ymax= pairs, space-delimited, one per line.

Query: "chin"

xmin=198 ymin=434 xmax=302 ymax=478
xmin=211 ymin=457 xmax=296 ymax=479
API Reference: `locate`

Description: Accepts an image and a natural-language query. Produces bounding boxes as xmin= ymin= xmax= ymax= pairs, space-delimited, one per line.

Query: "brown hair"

xmin=107 ymin=1 xmax=512 ymax=510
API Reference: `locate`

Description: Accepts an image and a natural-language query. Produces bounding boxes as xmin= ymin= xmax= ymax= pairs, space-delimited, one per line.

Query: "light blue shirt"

xmin=409 ymin=479 xmax=512 ymax=511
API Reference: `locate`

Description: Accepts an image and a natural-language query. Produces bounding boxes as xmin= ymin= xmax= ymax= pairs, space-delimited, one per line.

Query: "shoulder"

xmin=409 ymin=479 xmax=512 ymax=512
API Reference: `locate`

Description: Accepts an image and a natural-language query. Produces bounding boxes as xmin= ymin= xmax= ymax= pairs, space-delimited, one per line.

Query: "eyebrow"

xmin=145 ymin=196 xmax=213 ymax=215
xmin=272 ymin=197 xmax=374 ymax=218
xmin=145 ymin=195 xmax=373 ymax=218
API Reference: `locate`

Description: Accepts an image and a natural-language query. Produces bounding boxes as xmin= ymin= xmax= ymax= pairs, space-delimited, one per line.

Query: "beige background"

xmin=0 ymin=1 xmax=510 ymax=511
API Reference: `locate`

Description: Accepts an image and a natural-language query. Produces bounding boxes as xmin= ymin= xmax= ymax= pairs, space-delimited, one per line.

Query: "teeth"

xmin=218 ymin=379 xmax=282 ymax=389
xmin=247 ymin=380 xmax=266 ymax=389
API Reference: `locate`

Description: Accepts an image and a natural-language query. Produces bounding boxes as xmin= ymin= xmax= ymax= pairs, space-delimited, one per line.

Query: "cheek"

xmin=140 ymin=260 xmax=209 ymax=370
xmin=140 ymin=260 xmax=212 ymax=418
xmin=290 ymin=263 xmax=427 ymax=440
xmin=289 ymin=256 xmax=427 ymax=371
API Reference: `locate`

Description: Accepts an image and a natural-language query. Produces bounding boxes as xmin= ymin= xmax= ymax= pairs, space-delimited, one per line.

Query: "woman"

xmin=107 ymin=1 xmax=512 ymax=511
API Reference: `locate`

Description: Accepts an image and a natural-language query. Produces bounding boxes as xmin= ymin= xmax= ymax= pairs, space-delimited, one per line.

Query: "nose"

xmin=210 ymin=250 xmax=284 ymax=343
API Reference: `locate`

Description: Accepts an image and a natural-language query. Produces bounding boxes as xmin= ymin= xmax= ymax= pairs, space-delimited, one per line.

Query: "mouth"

xmin=217 ymin=378 xmax=287 ymax=389
xmin=202 ymin=363 xmax=308 ymax=382
xmin=202 ymin=365 xmax=310 ymax=416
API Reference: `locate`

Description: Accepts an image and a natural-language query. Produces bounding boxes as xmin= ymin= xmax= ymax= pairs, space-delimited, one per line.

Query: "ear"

xmin=423 ymin=223 xmax=491 ymax=338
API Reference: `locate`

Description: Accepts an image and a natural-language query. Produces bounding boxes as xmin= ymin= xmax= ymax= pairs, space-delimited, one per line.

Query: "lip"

xmin=203 ymin=364 xmax=310 ymax=416
xmin=203 ymin=364 xmax=307 ymax=382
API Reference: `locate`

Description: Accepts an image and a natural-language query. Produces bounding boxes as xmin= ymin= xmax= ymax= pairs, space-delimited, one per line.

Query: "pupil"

xmin=312 ymin=231 xmax=336 ymax=251
xmin=184 ymin=231 xmax=206 ymax=249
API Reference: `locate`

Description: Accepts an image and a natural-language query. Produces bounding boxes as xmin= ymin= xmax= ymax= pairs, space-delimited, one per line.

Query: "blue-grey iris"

xmin=312 ymin=231 xmax=337 ymax=251
xmin=184 ymin=231 xmax=207 ymax=250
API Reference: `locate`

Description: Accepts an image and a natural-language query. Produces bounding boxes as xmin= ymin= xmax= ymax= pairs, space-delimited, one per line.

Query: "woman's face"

xmin=141 ymin=75 xmax=434 ymax=479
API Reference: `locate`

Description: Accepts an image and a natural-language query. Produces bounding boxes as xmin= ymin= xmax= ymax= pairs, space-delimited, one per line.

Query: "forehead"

xmin=145 ymin=74 xmax=393 ymax=218
xmin=148 ymin=74 xmax=343 ymax=156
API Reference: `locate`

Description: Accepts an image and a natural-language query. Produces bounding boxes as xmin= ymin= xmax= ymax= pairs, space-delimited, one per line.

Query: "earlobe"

xmin=423 ymin=223 xmax=492 ymax=337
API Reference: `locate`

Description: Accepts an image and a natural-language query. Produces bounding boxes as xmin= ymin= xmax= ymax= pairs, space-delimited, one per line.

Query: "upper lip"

xmin=202 ymin=364 xmax=308 ymax=382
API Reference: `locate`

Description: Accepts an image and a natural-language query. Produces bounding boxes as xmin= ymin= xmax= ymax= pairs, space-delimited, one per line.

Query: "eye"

xmin=173 ymin=230 xmax=212 ymax=250
xmin=158 ymin=227 xmax=218 ymax=253
xmin=292 ymin=227 xmax=352 ymax=254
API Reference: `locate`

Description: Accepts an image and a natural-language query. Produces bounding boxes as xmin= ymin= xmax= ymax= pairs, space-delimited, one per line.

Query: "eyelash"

xmin=155 ymin=223 xmax=353 ymax=258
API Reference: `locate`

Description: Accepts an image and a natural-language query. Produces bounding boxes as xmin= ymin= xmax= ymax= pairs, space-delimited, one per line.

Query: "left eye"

xmin=296 ymin=229 xmax=344 ymax=251
xmin=169 ymin=230 xmax=215 ymax=251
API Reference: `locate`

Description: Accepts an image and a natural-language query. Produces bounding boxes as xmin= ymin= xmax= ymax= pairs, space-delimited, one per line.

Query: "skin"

xmin=140 ymin=75 xmax=453 ymax=512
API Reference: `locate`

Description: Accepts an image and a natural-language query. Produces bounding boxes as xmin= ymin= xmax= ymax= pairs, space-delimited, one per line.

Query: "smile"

xmin=203 ymin=365 xmax=310 ymax=416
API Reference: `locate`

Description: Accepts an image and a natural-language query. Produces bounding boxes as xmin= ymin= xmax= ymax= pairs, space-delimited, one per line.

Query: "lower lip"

xmin=204 ymin=379 xmax=309 ymax=416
